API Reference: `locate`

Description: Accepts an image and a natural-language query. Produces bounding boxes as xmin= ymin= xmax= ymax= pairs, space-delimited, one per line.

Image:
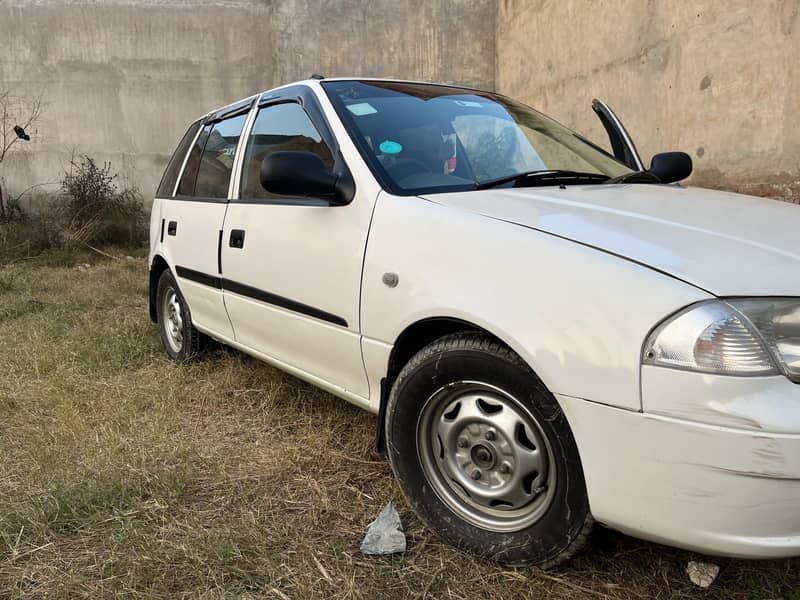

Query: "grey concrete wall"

xmin=496 ymin=1 xmax=800 ymax=202
xmin=0 ymin=0 xmax=495 ymax=203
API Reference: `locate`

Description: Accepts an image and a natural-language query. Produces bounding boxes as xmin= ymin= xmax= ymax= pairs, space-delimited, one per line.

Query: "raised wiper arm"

xmin=475 ymin=170 xmax=610 ymax=190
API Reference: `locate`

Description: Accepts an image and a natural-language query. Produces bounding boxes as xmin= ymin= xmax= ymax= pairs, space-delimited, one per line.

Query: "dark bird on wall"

xmin=13 ymin=125 xmax=30 ymax=141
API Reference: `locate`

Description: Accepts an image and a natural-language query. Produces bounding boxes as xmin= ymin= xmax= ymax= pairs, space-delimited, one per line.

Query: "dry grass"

xmin=0 ymin=249 xmax=799 ymax=599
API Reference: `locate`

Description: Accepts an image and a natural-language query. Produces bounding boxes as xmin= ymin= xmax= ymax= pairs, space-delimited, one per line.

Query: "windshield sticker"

xmin=379 ymin=140 xmax=403 ymax=154
xmin=453 ymin=100 xmax=484 ymax=108
xmin=346 ymin=102 xmax=378 ymax=116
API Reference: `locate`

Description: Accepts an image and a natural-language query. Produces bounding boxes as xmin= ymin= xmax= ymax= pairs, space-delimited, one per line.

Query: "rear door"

xmin=160 ymin=100 xmax=252 ymax=339
xmin=591 ymin=99 xmax=644 ymax=171
xmin=220 ymin=86 xmax=372 ymax=399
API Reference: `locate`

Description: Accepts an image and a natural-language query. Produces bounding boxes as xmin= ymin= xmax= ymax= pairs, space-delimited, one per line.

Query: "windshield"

xmin=322 ymin=80 xmax=633 ymax=195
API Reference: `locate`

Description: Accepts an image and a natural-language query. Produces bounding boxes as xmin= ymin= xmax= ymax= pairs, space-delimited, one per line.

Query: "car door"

xmin=161 ymin=100 xmax=252 ymax=339
xmin=220 ymin=87 xmax=371 ymax=400
xmin=591 ymin=99 xmax=644 ymax=171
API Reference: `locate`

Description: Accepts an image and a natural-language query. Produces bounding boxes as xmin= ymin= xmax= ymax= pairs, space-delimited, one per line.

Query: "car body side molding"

xmin=174 ymin=265 xmax=348 ymax=328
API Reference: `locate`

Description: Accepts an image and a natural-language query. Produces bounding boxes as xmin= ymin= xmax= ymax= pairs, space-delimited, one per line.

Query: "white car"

xmin=148 ymin=77 xmax=800 ymax=567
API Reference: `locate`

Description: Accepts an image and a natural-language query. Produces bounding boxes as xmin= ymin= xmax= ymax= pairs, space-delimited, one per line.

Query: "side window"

xmin=177 ymin=113 xmax=247 ymax=199
xmin=239 ymin=102 xmax=334 ymax=200
xmin=177 ymin=123 xmax=211 ymax=196
xmin=194 ymin=114 xmax=248 ymax=198
xmin=156 ymin=120 xmax=201 ymax=198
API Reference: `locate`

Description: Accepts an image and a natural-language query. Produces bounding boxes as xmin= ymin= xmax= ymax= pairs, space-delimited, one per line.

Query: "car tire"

xmin=156 ymin=269 xmax=208 ymax=362
xmin=385 ymin=332 xmax=592 ymax=568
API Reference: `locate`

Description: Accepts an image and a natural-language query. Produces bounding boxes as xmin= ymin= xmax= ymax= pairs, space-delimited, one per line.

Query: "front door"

xmin=220 ymin=91 xmax=372 ymax=400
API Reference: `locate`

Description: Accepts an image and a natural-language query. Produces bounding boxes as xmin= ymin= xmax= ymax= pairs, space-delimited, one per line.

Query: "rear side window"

xmin=177 ymin=124 xmax=212 ymax=196
xmin=177 ymin=113 xmax=247 ymax=199
xmin=156 ymin=120 xmax=201 ymax=197
xmin=239 ymin=102 xmax=334 ymax=200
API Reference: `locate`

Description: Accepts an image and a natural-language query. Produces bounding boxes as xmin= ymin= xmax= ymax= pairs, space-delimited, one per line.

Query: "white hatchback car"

xmin=149 ymin=77 xmax=800 ymax=567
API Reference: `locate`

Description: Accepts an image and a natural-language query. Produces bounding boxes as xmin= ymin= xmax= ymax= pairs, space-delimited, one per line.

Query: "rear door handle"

xmin=229 ymin=229 xmax=245 ymax=249
xmin=167 ymin=221 xmax=177 ymax=236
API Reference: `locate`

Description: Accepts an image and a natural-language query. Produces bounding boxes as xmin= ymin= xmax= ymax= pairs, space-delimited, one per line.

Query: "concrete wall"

xmin=0 ymin=0 xmax=495 ymax=202
xmin=5 ymin=1 xmax=798 ymax=205
xmin=496 ymin=0 xmax=800 ymax=202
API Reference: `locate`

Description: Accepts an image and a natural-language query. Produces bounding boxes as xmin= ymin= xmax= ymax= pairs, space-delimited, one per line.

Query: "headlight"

xmin=643 ymin=299 xmax=800 ymax=382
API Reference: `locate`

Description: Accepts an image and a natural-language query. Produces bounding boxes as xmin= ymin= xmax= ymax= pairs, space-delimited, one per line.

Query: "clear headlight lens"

xmin=643 ymin=299 xmax=800 ymax=382
xmin=728 ymin=299 xmax=800 ymax=382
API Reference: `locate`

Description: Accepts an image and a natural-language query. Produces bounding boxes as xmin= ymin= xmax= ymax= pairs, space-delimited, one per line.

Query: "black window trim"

xmin=208 ymin=96 xmax=256 ymax=124
xmin=168 ymin=120 xmax=205 ymax=198
xmin=155 ymin=119 xmax=202 ymax=199
xmin=174 ymin=111 xmax=250 ymax=202
xmin=233 ymin=84 xmax=354 ymax=207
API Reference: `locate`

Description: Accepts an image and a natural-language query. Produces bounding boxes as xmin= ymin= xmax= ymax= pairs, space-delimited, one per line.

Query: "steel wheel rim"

xmin=417 ymin=381 xmax=556 ymax=532
xmin=162 ymin=286 xmax=183 ymax=353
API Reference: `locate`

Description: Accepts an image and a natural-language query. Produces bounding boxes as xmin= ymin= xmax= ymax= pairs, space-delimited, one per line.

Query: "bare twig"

xmin=11 ymin=542 xmax=54 ymax=563
xmin=416 ymin=565 xmax=446 ymax=599
xmin=194 ymin=395 xmax=208 ymax=436
xmin=311 ymin=553 xmax=333 ymax=584
xmin=83 ymin=244 xmax=121 ymax=261
xmin=269 ymin=587 xmax=291 ymax=600
xmin=530 ymin=569 xmax=612 ymax=599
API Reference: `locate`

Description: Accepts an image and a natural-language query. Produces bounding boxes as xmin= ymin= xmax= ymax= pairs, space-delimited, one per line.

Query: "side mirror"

xmin=649 ymin=152 xmax=692 ymax=184
xmin=260 ymin=151 xmax=354 ymax=205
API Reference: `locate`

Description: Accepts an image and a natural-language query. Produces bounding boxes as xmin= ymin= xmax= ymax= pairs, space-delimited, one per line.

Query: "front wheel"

xmin=385 ymin=332 xmax=592 ymax=567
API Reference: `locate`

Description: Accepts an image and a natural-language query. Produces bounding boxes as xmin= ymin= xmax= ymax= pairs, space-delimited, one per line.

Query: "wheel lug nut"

xmin=471 ymin=469 xmax=482 ymax=480
xmin=457 ymin=437 xmax=469 ymax=448
xmin=500 ymin=463 xmax=511 ymax=474
xmin=485 ymin=429 xmax=496 ymax=441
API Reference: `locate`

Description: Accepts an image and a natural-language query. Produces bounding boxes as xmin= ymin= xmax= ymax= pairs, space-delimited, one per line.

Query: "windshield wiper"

xmin=475 ymin=170 xmax=611 ymax=190
xmin=605 ymin=170 xmax=661 ymax=184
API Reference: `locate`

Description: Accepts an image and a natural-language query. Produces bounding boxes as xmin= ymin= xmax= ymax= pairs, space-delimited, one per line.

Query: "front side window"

xmin=239 ymin=102 xmax=334 ymax=200
xmin=323 ymin=80 xmax=633 ymax=195
xmin=177 ymin=113 xmax=247 ymax=199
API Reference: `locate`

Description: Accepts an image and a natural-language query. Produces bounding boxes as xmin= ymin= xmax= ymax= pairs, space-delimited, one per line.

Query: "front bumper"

xmin=558 ymin=377 xmax=800 ymax=558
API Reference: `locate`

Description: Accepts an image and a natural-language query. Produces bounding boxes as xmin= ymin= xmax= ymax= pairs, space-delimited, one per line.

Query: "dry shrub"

xmin=57 ymin=155 xmax=146 ymax=248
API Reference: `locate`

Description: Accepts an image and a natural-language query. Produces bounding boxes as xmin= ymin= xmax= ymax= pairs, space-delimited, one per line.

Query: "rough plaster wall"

xmin=0 ymin=0 xmax=495 ymax=203
xmin=496 ymin=0 xmax=800 ymax=202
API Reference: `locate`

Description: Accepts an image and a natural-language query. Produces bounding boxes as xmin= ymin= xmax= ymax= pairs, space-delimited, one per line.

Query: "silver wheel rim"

xmin=162 ymin=286 xmax=184 ymax=353
xmin=417 ymin=381 xmax=556 ymax=532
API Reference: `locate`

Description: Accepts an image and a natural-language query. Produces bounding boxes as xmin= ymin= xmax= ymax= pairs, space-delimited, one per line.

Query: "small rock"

xmin=360 ymin=501 xmax=406 ymax=555
xmin=125 ymin=255 xmax=135 ymax=261
xmin=686 ymin=561 xmax=719 ymax=588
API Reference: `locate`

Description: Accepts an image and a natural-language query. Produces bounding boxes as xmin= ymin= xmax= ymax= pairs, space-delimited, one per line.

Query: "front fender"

xmin=361 ymin=192 xmax=710 ymax=411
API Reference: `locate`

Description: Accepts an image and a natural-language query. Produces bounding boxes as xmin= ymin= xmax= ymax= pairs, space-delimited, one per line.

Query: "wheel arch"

xmin=387 ymin=317 xmax=508 ymax=388
xmin=148 ymin=254 xmax=171 ymax=323
xmin=376 ymin=315 xmax=559 ymax=452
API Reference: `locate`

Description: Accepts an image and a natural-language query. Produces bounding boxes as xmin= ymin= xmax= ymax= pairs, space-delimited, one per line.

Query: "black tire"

xmin=385 ymin=332 xmax=592 ymax=568
xmin=156 ymin=269 xmax=208 ymax=362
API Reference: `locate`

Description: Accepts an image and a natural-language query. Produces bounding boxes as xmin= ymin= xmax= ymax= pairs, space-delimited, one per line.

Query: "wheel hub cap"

xmin=162 ymin=287 xmax=183 ymax=353
xmin=417 ymin=381 xmax=556 ymax=532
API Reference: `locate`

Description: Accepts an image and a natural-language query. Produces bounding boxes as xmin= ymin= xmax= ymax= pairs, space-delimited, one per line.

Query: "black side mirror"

xmin=649 ymin=152 xmax=692 ymax=184
xmin=260 ymin=151 xmax=354 ymax=205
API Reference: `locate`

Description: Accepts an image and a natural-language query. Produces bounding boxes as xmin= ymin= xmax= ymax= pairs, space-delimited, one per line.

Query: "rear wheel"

xmin=156 ymin=269 xmax=208 ymax=362
xmin=386 ymin=332 xmax=592 ymax=567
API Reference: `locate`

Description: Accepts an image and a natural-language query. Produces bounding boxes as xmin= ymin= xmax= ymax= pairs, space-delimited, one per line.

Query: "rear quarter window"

xmin=156 ymin=120 xmax=201 ymax=198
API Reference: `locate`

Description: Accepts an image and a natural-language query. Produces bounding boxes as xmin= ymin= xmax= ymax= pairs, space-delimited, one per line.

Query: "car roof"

xmin=198 ymin=77 xmax=489 ymax=123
